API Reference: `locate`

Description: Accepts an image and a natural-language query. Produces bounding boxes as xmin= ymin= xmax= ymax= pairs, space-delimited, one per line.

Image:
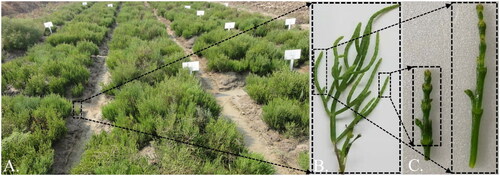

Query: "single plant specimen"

xmin=416 ymin=69 xmax=433 ymax=160
xmin=464 ymin=4 xmax=487 ymax=168
xmin=313 ymin=4 xmax=398 ymax=173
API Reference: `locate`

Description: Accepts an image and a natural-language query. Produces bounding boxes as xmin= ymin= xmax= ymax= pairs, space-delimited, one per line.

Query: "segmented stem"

xmin=416 ymin=69 xmax=433 ymax=160
xmin=465 ymin=4 xmax=487 ymax=168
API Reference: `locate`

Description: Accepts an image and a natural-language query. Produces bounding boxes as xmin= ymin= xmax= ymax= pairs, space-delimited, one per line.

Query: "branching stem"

xmin=313 ymin=4 xmax=398 ymax=173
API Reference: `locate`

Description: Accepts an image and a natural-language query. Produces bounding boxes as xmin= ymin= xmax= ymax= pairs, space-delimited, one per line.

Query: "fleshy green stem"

xmin=465 ymin=4 xmax=487 ymax=168
xmin=313 ymin=4 xmax=398 ymax=173
xmin=416 ymin=70 xmax=433 ymax=160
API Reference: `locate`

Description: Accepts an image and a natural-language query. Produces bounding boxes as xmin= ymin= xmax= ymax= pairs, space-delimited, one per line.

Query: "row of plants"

xmin=103 ymin=2 xmax=183 ymax=92
xmin=2 ymin=2 xmax=118 ymax=97
xmin=1 ymin=2 xmax=91 ymax=51
xmin=46 ymin=3 xmax=117 ymax=46
xmin=72 ymin=3 xmax=274 ymax=174
xmin=151 ymin=2 xmax=309 ymax=74
xmin=1 ymin=95 xmax=72 ymax=174
xmin=151 ymin=2 xmax=310 ymax=142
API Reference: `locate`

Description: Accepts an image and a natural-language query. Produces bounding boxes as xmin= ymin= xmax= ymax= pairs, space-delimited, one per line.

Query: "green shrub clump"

xmin=2 ymin=95 xmax=71 ymax=174
xmin=263 ymin=98 xmax=308 ymax=137
xmin=246 ymin=70 xmax=308 ymax=104
xmin=265 ymin=29 xmax=309 ymax=66
xmin=246 ymin=70 xmax=309 ymax=138
xmin=1 ymin=18 xmax=44 ymax=51
xmin=194 ymin=29 xmax=286 ymax=75
xmin=46 ymin=22 xmax=108 ymax=46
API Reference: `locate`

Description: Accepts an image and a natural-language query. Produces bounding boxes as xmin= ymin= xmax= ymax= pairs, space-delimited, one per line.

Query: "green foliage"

xmin=236 ymin=16 xmax=285 ymax=37
xmin=2 ymin=95 xmax=71 ymax=174
xmin=232 ymin=153 xmax=275 ymax=174
xmin=113 ymin=19 xmax=166 ymax=41
xmin=70 ymin=130 xmax=155 ymax=174
xmin=71 ymin=83 xmax=84 ymax=97
xmin=76 ymin=69 xmax=272 ymax=174
xmin=1 ymin=18 xmax=44 ymax=51
xmin=194 ymin=29 xmax=285 ymax=75
xmin=44 ymin=2 xmax=89 ymax=26
xmin=72 ymin=3 xmax=117 ymax=27
xmin=246 ymin=70 xmax=309 ymax=138
xmin=46 ymin=2 xmax=117 ymax=46
xmin=171 ymin=16 xmax=219 ymax=38
xmin=2 ymin=2 xmax=118 ymax=97
xmin=2 ymin=43 xmax=92 ymax=96
xmin=77 ymin=40 xmax=99 ymax=55
xmin=116 ymin=2 xmax=155 ymax=22
xmin=246 ymin=70 xmax=308 ymax=104
xmin=265 ymin=29 xmax=310 ymax=66
xmin=298 ymin=151 xmax=309 ymax=171
xmin=105 ymin=5 xmax=184 ymax=89
xmin=263 ymin=98 xmax=308 ymax=137
xmin=46 ymin=22 xmax=108 ymax=46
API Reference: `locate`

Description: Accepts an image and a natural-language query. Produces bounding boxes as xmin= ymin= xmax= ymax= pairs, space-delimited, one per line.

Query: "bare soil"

xmin=2 ymin=2 xmax=68 ymax=18
xmin=50 ymin=5 xmax=118 ymax=174
xmin=149 ymin=3 xmax=308 ymax=174
xmin=224 ymin=1 xmax=310 ymax=29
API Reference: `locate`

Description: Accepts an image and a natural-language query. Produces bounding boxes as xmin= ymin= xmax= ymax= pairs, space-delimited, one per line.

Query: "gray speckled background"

xmin=402 ymin=2 xmax=497 ymax=174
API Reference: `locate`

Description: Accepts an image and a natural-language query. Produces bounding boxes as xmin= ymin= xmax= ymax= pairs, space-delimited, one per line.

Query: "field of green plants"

xmin=1 ymin=2 xmax=117 ymax=174
xmin=2 ymin=1 xmax=309 ymax=174
xmin=2 ymin=3 xmax=91 ymax=52
xmin=151 ymin=2 xmax=310 ymax=140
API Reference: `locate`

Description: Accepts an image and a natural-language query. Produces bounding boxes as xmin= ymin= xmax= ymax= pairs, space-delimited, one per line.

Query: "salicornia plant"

xmin=416 ymin=69 xmax=433 ymax=160
xmin=465 ymin=4 xmax=487 ymax=168
xmin=313 ymin=5 xmax=398 ymax=173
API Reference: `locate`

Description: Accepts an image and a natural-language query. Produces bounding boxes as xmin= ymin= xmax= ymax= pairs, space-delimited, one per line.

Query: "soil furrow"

xmin=49 ymin=4 xmax=119 ymax=174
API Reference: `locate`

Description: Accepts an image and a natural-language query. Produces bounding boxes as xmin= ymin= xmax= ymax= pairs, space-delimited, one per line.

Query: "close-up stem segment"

xmin=416 ymin=69 xmax=433 ymax=160
xmin=464 ymin=4 xmax=487 ymax=168
xmin=313 ymin=4 xmax=398 ymax=173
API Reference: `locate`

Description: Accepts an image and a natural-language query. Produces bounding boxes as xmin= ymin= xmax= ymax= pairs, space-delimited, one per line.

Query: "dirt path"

xmin=50 ymin=4 xmax=118 ymax=174
xmin=149 ymin=4 xmax=307 ymax=174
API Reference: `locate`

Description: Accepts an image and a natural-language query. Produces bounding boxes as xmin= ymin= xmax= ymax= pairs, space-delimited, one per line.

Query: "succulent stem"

xmin=416 ymin=69 xmax=433 ymax=160
xmin=465 ymin=4 xmax=487 ymax=168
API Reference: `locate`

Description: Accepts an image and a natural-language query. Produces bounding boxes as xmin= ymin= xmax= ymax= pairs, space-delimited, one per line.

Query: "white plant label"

xmin=44 ymin=22 xmax=54 ymax=34
xmin=223 ymin=3 xmax=229 ymax=7
xmin=285 ymin=18 xmax=296 ymax=30
xmin=184 ymin=5 xmax=191 ymax=9
xmin=285 ymin=18 xmax=296 ymax=25
xmin=107 ymin=4 xmax=113 ymax=7
xmin=43 ymin=22 xmax=53 ymax=28
xmin=197 ymin=10 xmax=205 ymax=16
xmin=284 ymin=49 xmax=302 ymax=70
xmin=82 ymin=2 xmax=87 ymax=6
xmin=224 ymin=22 xmax=235 ymax=30
xmin=182 ymin=61 xmax=200 ymax=73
